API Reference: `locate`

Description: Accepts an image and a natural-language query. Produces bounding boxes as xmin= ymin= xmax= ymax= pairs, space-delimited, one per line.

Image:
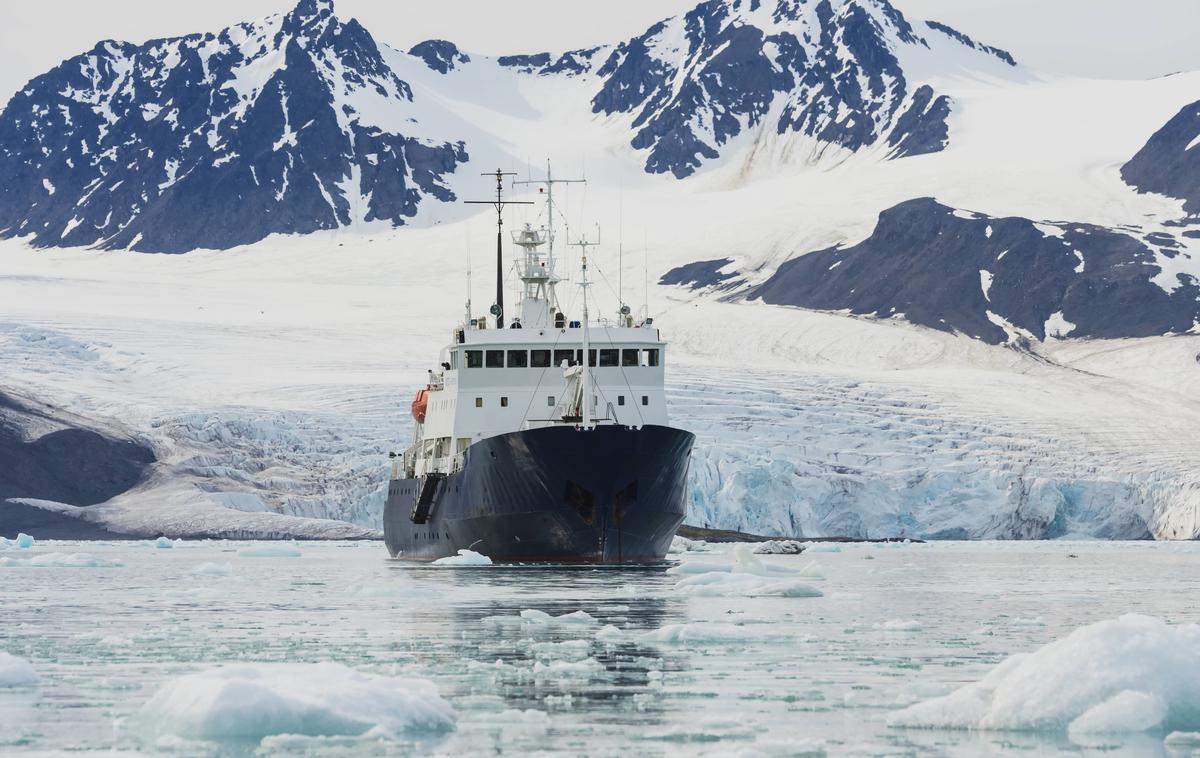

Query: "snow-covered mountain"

xmin=1122 ymin=97 xmax=1200 ymax=216
xmin=666 ymin=198 xmax=1200 ymax=344
xmin=0 ymin=0 xmax=1017 ymax=252
xmin=499 ymin=0 xmax=1016 ymax=178
xmin=0 ymin=0 xmax=467 ymax=252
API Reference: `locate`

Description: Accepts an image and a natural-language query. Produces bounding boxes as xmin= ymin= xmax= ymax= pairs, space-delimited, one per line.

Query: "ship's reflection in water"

xmin=399 ymin=564 xmax=686 ymax=718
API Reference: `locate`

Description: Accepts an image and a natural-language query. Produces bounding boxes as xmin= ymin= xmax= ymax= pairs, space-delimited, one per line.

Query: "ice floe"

xmin=667 ymin=546 xmax=825 ymax=597
xmin=753 ymin=540 xmax=806 ymax=554
xmin=135 ymin=662 xmax=455 ymax=741
xmin=431 ymin=549 xmax=492 ymax=566
xmin=673 ymin=572 xmax=823 ymax=598
xmin=480 ymin=609 xmax=599 ymax=633
xmin=0 ymin=552 xmax=121 ymax=568
xmin=668 ymin=536 xmax=715 ymax=554
xmin=889 ymin=614 xmax=1200 ymax=734
xmin=191 ymin=561 xmax=233 ymax=576
xmin=15 ymin=533 xmax=35 ymax=549
xmin=532 ymin=658 xmax=604 ymax=681
xmin=153 ymin=536 xmax=174 ymax=549
xmin=642 ymin=623 xmax=788 ymax=643
xmin=872 ymin=619 xmax=924 ymax=632
xmin=0 ymin=652 xmax=38 ymax=687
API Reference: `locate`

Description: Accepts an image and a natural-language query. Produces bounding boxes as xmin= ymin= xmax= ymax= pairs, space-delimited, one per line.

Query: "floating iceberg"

xmin=673 ymin=572 xmax=823 ymax=598
xmin=889 ymin=614 xmax=1200 ymax=734
xmin=753 ymin=540 xmax=806 ymax=554
xmin=668 ymin=536 xmax=714 ymax=554
xmin=135 ymin=662 xmax=455 ymax=741
xmin=0 ymin=652 xmax=38 ymax=687
xmin=431 ymin=549 xmax=491 ymax=566
xmin=154 ymin=536 xmax=174 ymax=549
xmin=15 ymin=533 xmax=34 ymax=549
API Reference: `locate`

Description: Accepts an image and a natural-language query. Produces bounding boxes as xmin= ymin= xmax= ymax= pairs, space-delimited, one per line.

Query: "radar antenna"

xmin=513 ymin=160 xmax=585 ymax=263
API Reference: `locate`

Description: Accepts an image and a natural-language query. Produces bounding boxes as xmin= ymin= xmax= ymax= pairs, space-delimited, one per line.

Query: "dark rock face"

xmin=1122 ymin=99 xmax=1200 ymax=215
xmin=497 ymin=48 xmax=601 ymax=76
xmin=408 ymin=39 xmax=470 ymax=73
xmin=590 ymin=0 xmax=1014 ymax=178
xmin=0 ymin=393 xmax=155 ymax=507
xmin=0 ymin=0 xmax=468 ymax=252
xmin=923 ymin=20 xmax=1016 ymax=66
xmin=744 ymin=198 xmax=1200 ymax=344
xmin=659 ymin=258 xmax=739 ymax=288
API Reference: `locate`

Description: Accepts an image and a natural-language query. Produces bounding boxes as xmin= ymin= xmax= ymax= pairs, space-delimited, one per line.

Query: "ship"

xmin=383 ymin=167 xmax=695 ymax=563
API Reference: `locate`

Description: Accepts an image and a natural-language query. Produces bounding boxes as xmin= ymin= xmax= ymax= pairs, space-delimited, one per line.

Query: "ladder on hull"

xmin=411 ymin=473 xmax=446 ymax=524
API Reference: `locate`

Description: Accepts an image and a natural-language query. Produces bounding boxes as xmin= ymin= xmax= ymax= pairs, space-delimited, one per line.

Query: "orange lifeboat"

xmin=411 ymin=389 xmax=429 ymax=424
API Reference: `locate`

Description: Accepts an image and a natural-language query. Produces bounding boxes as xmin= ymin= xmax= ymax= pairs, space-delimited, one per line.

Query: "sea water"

xmin=2 ymin=539 xmax=1199 ymax=756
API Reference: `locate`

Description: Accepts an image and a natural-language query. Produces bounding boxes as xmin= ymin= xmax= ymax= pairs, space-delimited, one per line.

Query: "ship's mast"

xmin=569 ymin=228 xmax=600 ymax=428
xmin=465 ymin=169 xmax=531 ymax=328
xmin=513 ymin=161 xmax=586 ymax=260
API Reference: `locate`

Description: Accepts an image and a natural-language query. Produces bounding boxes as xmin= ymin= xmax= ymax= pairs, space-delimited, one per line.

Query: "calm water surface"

xmin=2 ymin=539 xmax=1199 ymax=756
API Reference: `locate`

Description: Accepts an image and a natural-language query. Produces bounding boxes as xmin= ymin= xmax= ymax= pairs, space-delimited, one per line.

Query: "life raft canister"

xmin=411 ymin=389 xmax=429 ymax=424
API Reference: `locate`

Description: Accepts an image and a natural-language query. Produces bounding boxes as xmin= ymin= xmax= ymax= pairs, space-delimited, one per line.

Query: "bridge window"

xmin=618 ymin=395 xmax=625 ymax=406
xmin=475 ymin=397 xmax=483 ymax=408
xmin=466 ymin=350 xmax=483 ymax=368
xmin=642 ymin=395 xmax=649 ymax=406
xmin=577 ymin=349 xmax=597 ymax=367
xmin=531 ymin=349 xmax=551 ymax=368
xmin=642 ymin=349 xmax=660 ymax=367
xmin=485 ymin=350 xmax=504 ymax=368
xmin=622 ymin=349 xmax=639 ymax=367
xmin=501 ymin=397 xmax=509 ymax=408
xmin=599 ymin=349 xmax=619 ymax=367
xmin=547 ymin=395 xmax=555 ymax=406
xmin=554 ymin=349 xmax=574 ymax=367
xmin=507 ymin=350 xmax=528 ymax=368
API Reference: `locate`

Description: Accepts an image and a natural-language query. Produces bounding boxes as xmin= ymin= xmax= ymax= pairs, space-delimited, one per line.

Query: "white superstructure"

xmin=401 ymin=168 xmax=670 ymax=479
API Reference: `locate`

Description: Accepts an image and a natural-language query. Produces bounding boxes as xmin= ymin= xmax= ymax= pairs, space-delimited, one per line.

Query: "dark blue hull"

xmin=384 ymin=424 xmax=694 ymax=563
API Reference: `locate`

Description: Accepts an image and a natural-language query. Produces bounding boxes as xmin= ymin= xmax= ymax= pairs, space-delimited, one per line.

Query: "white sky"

xmin=2 ymin=0 xmax=1198 ymax=102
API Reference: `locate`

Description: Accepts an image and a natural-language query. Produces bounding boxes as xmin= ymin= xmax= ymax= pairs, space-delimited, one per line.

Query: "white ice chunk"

xmin=873 ymin=619 xmax=923 ymax=632
xmin=668 ymin=536 xmax=713 ymax=554
xmin=154 ymin=536 xmax=174 ymax=549
xmin=642 ymin=623 xmax=788 ymax=643
xmin=532 ymin=658 xmax=603 ymax=680
xmin=0 ymin=652 xmax=38 ymax=687
xmin=15 ymin=533 xmax=34 ymax=549
xmin=135 ymin=663 xmax=455 ymax=741
xmin=752 ymin=540 xmax=806 ymax=554
xmin=431 ymin=549 xmax=492 ymax=566
xmin=0 ymin=552 xmax=121 ymax=568
xmin=1067 ymin=690 xmax=1167 ymax=735
xmin=673 ymin=572 xmax=823 ymax=598
xmin=889 ymin=614 xmax=1200 ymax=733
xmin=191 ymin=562 xmax=233 ymax=576
xmin=1165 ymin=731 xmax=1200 ymax=746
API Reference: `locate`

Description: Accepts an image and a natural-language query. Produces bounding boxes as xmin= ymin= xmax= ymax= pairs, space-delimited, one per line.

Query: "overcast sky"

xmin=2 ymin=0 xmax=1198 ymax=101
